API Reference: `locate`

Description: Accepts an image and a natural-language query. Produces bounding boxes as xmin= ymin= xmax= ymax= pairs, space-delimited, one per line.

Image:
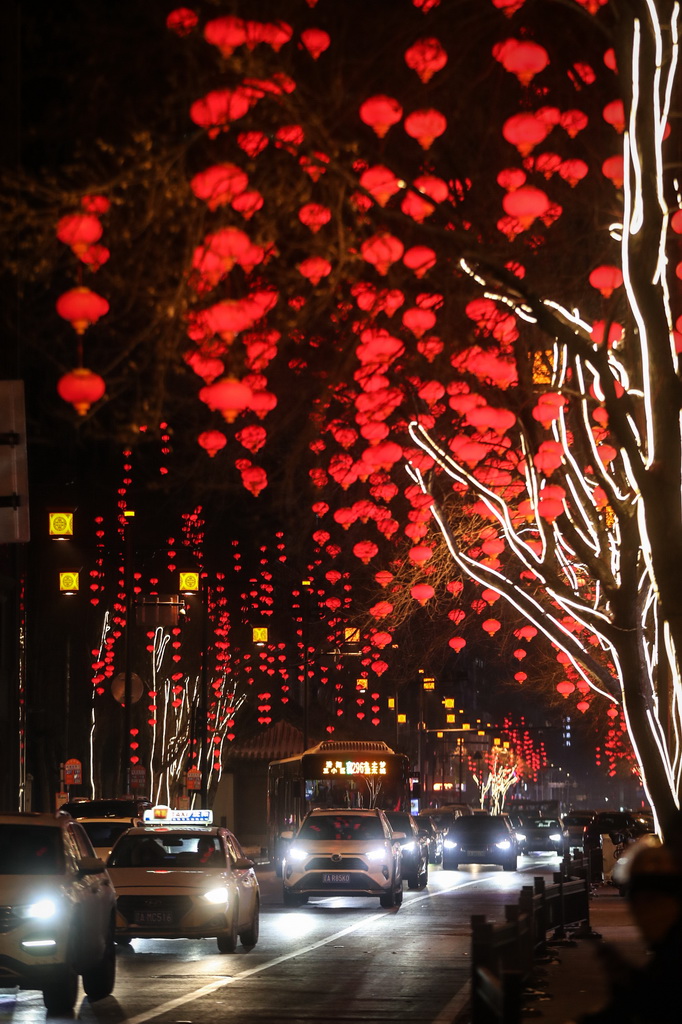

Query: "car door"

xmin=63 ymin=823 xmax=111 ymax=966
xmin=223 ymin=833 xmax=255 ymax=928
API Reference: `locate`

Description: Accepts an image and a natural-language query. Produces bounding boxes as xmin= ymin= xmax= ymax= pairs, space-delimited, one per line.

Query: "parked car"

xmin=106 ymin=820 xmax=259 ymax=952
xmin=415 ymin=814 xmax=444 ymax=864
xmin=442 ymin=814 xmax=518 ymax=871
xmin=73 ymin=816 xmax=141 ymax=862
xmin=385 ymin=811 xmax=429 ymax=889
xmin=516 ymin=815 xmax=564 ymax=856
xmin=281 ymin=808 xmax=404 ymax=908
xmin=0 ymin=810 xmax=116 ymax=1014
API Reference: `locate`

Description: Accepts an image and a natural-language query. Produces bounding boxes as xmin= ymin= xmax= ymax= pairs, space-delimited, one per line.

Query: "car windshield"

xmin=564 ymin=815 xmax=591 ymax=827
xmin=451 ymin=816 xmax=508 ymax=838
xmin=81 ymin=821 xmax=132 ymax=849
xmin=386 ymin=813 xmax=411 ymax=833
xmin=298 ymin=814 xmax=384 ymax=841
xmin=528 ymin=818 xmax=561 ymax=829
xmin=108 ymin=832 xmax=225 ymax=868
xmin=0 ymin=825 xmax=63 ymax=874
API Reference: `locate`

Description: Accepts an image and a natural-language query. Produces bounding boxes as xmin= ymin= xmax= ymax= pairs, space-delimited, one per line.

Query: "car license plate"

xmin=322 ymin=872 xmax=350 ymax=884
xmin=134 ymin=910 xmax=174 ymax=925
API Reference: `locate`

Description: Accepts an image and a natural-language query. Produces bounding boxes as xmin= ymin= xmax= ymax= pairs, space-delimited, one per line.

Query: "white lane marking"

xmin=119 ymin=879 xmax=480 ymax=1024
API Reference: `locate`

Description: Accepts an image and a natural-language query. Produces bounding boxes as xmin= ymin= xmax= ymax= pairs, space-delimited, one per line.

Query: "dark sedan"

xmin=516 ymin=816 xmax=564 ymax=856
xmin=442 ymin=814 xmax=518 ymax=871
xmin=415 ymin=814 xmax=443 ymax=864
xmin=385 ymin=811 xmax=428 ymax=890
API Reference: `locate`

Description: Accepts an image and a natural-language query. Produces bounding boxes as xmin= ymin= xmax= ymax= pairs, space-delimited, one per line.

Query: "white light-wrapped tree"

xmin=405 ymin=0 xmax=682 ymax=827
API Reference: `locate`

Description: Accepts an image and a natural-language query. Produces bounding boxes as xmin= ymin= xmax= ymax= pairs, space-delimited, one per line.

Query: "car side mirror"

xmin=78 ymin=856 xmax=106 ymax=875
xmin=233 ymin=856 xmax=254 ymax=870
xmin=391 ymin=831 xmax=406 ymax=841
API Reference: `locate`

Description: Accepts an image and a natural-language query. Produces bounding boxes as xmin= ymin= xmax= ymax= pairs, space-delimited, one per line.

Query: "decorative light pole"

xmin=179 ymin=571 xmax=209 ymax=806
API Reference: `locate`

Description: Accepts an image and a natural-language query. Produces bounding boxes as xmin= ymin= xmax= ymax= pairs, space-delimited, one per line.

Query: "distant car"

xmin=442 ymin=814 xmax=518 ymax=871
xmin=415 ymin=814 xmax=443 ymax=864
xmin=417 ymin=806 xmax=468 ymax=837
xmin=106 ymin=821 xmax=259 ymax=952
xmin=0 ymin=811 xmax=116 ymax=1014
xmin=60 ymin=797 xmax=151 ymax=819
xmin=561 ymin=811 xmax=595 ymax=854
xmin=385 ymin=811 xmax=428 ymax=889
xmin=583 ymin=810 xmax=652 ymax=853
xmin=281 ymin=808 xmax=404 ymax=909
xmin=74 ymin=817 xmax=141 ymax=862
xmin=517 ymin=816 xmax=564 ymax=856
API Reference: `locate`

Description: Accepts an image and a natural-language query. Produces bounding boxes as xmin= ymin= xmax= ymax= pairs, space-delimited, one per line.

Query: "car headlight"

xmin=287 ymin=846 xmax=308 ymax=863
xmin=495 ymin=840 xmax=511 ymax=850
xmin=515 ymin=832 xmax=526 ymax=842
xmin=549 ymin=833 xmax=562 ymax=843
xmin=400 ymin=841 xmax=416 ymax=853
xmin=18 ymin=898 xmax=58 ymax=920
xmin=366 ymin=846 xmax=387 ymax=862
xmin=443 ymin=839 xmax=458 ymax=849
xmin=203 ymin=886 xmax=229 ymax=905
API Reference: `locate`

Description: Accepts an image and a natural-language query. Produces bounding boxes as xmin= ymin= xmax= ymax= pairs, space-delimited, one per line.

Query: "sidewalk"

xmin=523 ymin=883 xmax=649 ymax=1023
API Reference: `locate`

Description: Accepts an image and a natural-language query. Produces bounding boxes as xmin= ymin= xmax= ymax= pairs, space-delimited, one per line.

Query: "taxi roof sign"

xmin=143 ymin=805 xmax=213 ymax=824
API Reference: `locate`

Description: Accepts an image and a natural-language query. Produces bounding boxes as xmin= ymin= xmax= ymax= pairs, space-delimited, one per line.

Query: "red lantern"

xmin=359 ymin=166 xmax=403 ymax=207
xmin=203 ymin=16 xmax=247 ymax=57
xmin=199 ymin=376 xmax=252 ymax=422
xmin=556 ymin=680 xmax=576 ymax=698
xmin=298 ymin=202 xmax=332 ymax=233
xmin=589 ymin=265 xmax=623 ymax=298
xmin=602 ymin=99 xmax=625 ymax=133
xmin=166 ymin=8 xmax=198 ymax=36
xmin=360 ymin=233 xmax=404 ymax=275
xmin=482 ymin=618 xmax=501 ymax=636
xmin=300 ymin=27 xmax=330 ymax=59
xmin=601 ymin=155 xmax=624 ymax=188
xmin=411 ymin=583 xmax=435 ymax=604
xmin=359 ymin=95 xmax=403 ymax=138
xmin=190 ymin=164 xmax=249 ymax=209
xmin=57 ymin=367 xmax=106 ymax=415
xmin=492 ymin=38 xmax=549 ymax=85
xmin=502 ymin=112 xmax=552 ymax=155
xmin=403 ymin=108 xmax=447 ymax=150
xmin=198 ymin=429 xmax=227 ymax=457
xmin=502 ymin=185 xmax=551 ymax=228
xmin=404 ymin=38 xmax=448 ymax=83
xmin=56 ymin=287 xmax=109 ymax=334
xmin=297 ymin=256 xmax=332 ymax=285
xmin=189 ymin=89 xmax=250 ymax=134
xmin=56 ymin=213 xmax=103 ymax=254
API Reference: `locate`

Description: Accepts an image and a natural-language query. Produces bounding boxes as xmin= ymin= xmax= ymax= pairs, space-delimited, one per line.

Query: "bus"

xmin=267 ymin=739 xmax=413 ymax=873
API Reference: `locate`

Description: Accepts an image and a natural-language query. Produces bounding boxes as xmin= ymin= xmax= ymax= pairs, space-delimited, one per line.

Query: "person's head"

xmin=197 ymin=836 xmax=215 ymax=855
xmin=628 ymin=843 xmax=682 ymax=944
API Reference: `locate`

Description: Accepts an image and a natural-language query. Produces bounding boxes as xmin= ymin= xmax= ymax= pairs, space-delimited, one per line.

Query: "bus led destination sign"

xmin=322 ymin=759 xmax=387 ymax=777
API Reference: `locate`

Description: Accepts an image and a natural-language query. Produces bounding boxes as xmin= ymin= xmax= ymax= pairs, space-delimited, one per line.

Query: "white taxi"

xmin=106 ymin=807 xmax=259 ymax=953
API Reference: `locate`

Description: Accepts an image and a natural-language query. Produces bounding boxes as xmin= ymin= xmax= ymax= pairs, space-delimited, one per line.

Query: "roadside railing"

xmin=469 ymin=852 xmax=593 ymax=1024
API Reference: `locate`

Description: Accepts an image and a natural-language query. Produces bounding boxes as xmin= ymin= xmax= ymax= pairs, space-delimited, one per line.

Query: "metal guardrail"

xmin=469 ymin=853 xmax=593 ymax=1024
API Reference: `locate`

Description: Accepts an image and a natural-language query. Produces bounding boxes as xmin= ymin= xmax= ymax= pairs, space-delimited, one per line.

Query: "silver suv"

xmin=281 ymin=808 xmax=404 ymax=909
xmin=0 ymin=811 xmax=117 ymax=1014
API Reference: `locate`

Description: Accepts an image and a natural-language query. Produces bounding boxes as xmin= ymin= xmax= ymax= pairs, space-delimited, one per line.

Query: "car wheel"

xmin=239 ymin=896 xmax=260 ymax=948
xmin=82 ymin=921 xmax=116 ymax=1001
xmin=503 ymin=856 xmax=517 ymax=872
xmin=442 ymin=854 xmax=457 ymax=870
xmin=217 ymin=900 xmax=239 ymax=953
xmin=393 ymin=884 xmax=403 ymax=907
xmin=407 ymin=871 xmax=419 ymax=890
xmin=283 ymin=887 xmax=306 ymax=908
xmin=115 ymin=936 xmax=132 ymax=946
xmin=379 ymin=890 xmax=395 ymax=908
xmin=43 ymin=965 xmax=78 ymax=1015
xmin=418 ymin=860 xmax=428 ymax=890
